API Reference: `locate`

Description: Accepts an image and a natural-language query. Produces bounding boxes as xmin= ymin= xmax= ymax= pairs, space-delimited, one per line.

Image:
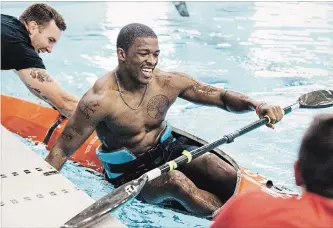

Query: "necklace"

xmin=115 ymin=70 xmax=148 ymax=110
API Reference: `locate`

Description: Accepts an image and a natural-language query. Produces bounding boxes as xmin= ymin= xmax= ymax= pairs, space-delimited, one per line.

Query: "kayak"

xmin=1 ymin=94 xmax=298 ymax=205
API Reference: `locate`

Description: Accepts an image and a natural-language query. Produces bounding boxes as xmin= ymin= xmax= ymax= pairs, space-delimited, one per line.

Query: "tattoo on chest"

xmin=79 ymin=101 xmax=100 ymax=119
xmin=147 ymin=95 xmax=169 ymax=119
xmin=30 ymin=69 xmax=53 ymax=83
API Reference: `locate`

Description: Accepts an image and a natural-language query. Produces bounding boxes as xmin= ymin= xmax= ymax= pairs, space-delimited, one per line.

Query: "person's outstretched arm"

xmin=175 ymin=72 xmax=284 ymax=127
xmin=17 ymin=68 xmax=78 ymax=118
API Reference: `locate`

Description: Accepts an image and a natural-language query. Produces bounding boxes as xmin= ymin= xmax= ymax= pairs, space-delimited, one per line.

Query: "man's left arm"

xmin=177 ymin=72 xmax=284 ymax=128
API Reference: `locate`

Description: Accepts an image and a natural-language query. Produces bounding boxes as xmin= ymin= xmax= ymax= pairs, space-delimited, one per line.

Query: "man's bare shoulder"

xmin=154 ymin=69 xmax=193 ymax=89
xmin=92 ymin=71 xmax=117 ymax=94
xmin=78 ymin=72 xmax=118 ymax=118
xmin=154 ymin=69 xmax=188 ymax=78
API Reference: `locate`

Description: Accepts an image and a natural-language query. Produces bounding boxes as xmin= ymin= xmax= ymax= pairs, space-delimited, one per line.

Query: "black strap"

xmin=106 ymin=158 xmax=142 ymax=174
xmin=43 ymin=115 xmax=66 ymax=144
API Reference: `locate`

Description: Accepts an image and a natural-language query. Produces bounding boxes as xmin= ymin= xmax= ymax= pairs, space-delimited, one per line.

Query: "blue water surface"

xmin=1 ymin=2 xmax=333 ymax=228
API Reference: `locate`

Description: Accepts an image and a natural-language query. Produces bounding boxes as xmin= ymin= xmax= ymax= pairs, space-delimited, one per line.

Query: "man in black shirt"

xmin=1 ymin=3 xmax=78 ymax=118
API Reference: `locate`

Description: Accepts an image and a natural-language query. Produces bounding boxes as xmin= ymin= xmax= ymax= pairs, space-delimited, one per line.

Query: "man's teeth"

xmin=142 ymin=68 xmax=152 ymax=73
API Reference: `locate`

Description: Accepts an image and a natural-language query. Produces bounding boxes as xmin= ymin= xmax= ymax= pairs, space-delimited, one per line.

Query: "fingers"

xmin=266 ymin=123 xmax=275 ymax=129
xmin=276 ymin=106 xmax=284 ymax=121
xmin=263 ymin=115 xmax=275 ymax=129
xmin=266 ymin=109 xmax=278 ymax=124
xmin=272 ymin=107 xmax=281 ymax=123
xmin=280 ymin=107 xmax=285 ymax=117
xmin=274 ymin=106 xmax=284 ymax=121
xmin=271 ymin=108 xmax=279 ymax=124
xmin=260 ymin=105 xmax=284 ymax=129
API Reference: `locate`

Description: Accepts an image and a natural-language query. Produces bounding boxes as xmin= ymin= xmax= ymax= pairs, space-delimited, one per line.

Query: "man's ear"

xmin=294 ymin=160 xmax=304 ymax=186
xmin=26 ymin=21 xmax=38 ymax=34
xmin=117 ymin=48 xmax=126 ymax=61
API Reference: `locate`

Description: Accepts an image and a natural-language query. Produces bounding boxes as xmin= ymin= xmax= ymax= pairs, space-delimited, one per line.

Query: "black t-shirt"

xmin=1 ymin=14 xmax=46 ymax=70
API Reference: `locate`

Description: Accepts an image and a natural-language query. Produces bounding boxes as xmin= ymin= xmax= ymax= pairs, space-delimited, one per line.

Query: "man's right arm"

xmin=45 ymin=89 xmax=104 ymax=171
xmin=16 ymin=68 xmax=78 ymax=118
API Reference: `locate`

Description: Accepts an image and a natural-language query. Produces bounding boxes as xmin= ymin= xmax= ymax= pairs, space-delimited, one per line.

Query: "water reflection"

xmin=247 ymin=2 xmax=333 ymax=80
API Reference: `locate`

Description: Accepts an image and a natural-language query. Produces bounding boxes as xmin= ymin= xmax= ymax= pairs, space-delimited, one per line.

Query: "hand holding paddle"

xmin=62 ymin=90 xmax=333 ymax=228
xmin=256 ymin=103 xmax=285 ymax=129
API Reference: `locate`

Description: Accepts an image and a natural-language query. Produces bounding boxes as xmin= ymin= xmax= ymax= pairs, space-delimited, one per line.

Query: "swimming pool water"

xmin=2 ymin=2 xmax=333 ymax=227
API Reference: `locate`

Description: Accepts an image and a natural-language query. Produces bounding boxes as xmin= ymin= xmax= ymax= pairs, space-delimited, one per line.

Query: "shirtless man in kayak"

xmin=45 ymin=23 xmax=284 ymax=216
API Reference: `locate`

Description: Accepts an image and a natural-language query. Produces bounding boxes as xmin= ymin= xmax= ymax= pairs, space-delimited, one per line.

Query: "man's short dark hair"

xmin=298 ymin=113 xmax=333 ymax=198
xmin=19 ymin=3 xmax=66 ymax=31
xmin=116 ymin=23 xmax=157 ymax=53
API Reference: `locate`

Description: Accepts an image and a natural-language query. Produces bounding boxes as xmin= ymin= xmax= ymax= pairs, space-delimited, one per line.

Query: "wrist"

xmin=255 ymin=102 xmax=266 ymax=115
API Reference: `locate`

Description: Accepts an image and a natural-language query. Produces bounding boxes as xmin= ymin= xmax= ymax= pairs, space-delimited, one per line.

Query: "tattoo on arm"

xmin=26 ymin=83 xmax=41 ymax=94
xmin=30 ymin=68 xmax=53 ymax=83
xmin=62 ymin=96 xmax=73 ymax=103
xmin=61 ymin=131 xmax=74 ymax=141
xmin=26 ymin=84 xmax=51 ymax=105
xmin=60 ymin=126 xmax=82 ymax=142
xmin=79 ymin=100 xmax=100 ymax=119
xmin=190 ymin=80 xmax=219 ymax=96
xmin=147 ymin=95 xmax=170 ymax=119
